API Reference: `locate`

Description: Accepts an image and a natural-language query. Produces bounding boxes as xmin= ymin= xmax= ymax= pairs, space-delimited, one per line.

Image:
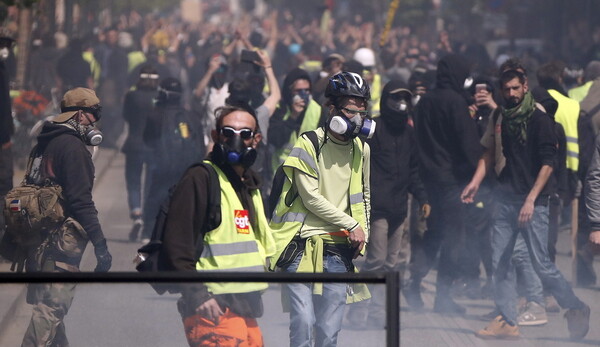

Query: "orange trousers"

xmin=182 ymin=309 xmax=263 ymax=347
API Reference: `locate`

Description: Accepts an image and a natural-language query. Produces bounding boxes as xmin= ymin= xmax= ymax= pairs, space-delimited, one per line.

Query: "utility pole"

xmin=15 ymin=4 xmax=31 ymax=89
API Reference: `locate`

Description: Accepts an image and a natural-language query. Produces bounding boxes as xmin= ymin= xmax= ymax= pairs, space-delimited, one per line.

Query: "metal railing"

xmin=0 ymin=271 xmax=400 ymax=347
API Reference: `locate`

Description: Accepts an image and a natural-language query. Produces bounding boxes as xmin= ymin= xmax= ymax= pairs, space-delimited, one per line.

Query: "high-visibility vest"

xmin=271 ymin=99 xmax=322 ymax=172
xmin=269 ymin=128 xmax=368 ymax=270
xmin=568 ymin=81 xmax=593 ymax=103
xmin=370 ymin=73 xmax=382 ymax=118
xmin=197 ymin=162 xmax=276 ymax=295
xmin=128 ymin=50 xmax=147 ymax=72
xmin=549 ymin=89 xmax=580 ymax=171
xmin=300 ymin=60 xmax=322 ymax=74
xmin=82 ymin=51 xmax=101 ymax=88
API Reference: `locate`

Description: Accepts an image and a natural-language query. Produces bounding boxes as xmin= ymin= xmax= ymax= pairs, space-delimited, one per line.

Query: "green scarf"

xmin=501 ymin=91 xmax=535 ymax=145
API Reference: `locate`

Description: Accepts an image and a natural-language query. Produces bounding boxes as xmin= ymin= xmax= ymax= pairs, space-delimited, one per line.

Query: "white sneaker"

xmin=517 ymin=301 xmax=548 ymax=326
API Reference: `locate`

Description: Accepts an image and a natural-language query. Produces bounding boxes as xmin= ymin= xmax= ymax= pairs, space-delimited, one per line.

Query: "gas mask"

xmin=67 ymin=117 xmax=103 ymax=146
xmin=411 ymin=94 xmax=421 ymax=106
xmin=212 ymin=127 xmax=257 ymax=168
xmin=328 ymin=109 xmax=376 ymax=139
xmin=385 ymin=95 xmax=410 ymax=113
xmin=463 ymin=76 xmax=474 ymax=90
xmin=65 ymin=109 xmax=103 ymax=146
xmin=292 ymin=89 xmax=311 ymax=106
xmin=0 ymin=47 xmax=9 ymax=61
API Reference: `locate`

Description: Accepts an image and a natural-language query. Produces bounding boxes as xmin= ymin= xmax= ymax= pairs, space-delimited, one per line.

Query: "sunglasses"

xmin=220 ymin=126 xmax=254 ymax=140
xmin=340 ymin=107 xmax=369 ymax=117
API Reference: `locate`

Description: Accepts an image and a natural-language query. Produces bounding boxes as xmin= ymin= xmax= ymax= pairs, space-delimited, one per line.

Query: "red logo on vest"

xmin=234 ymin=210 xmax=250 ymax=234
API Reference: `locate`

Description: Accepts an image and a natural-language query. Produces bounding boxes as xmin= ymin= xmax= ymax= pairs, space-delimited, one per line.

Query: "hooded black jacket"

xmin=121 ymin=88 xmax=156 ymax=154
xmin=414 ymin=54 xmax=482 ymax=186
xmin=32 ymin=122 xmax=106 ymax=247
xmin=368 ymin=80 xmax=428 ymax=221
xmin=269 ymin=68 xmax=313 ymax=148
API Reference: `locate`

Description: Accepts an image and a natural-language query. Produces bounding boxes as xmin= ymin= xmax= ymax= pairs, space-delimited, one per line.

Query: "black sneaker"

xmin=564 ymin=304 xmax=590 ymax=340
xmin=129 ymin=219 xmax=143 ymax=242
xmin=434 ymin=297 xmax=466 ymax=316
xmin=402 ymin=284 xmax=424 ymax=310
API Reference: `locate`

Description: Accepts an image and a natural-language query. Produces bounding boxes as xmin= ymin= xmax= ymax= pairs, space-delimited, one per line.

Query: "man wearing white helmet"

xmin=353 ymin=48 xmax=382 ymax=118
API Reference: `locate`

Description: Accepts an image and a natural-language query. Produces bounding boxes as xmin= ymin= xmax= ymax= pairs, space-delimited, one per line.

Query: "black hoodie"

xmin=269 ymin=68 xmax=313 ymax=148
xmin=368 ymin=80 xmax=428 ymax=220
xmin=414 ymin=54 xmax=482 ymax=185
xmin=32 ymin=122 xmax=106 ymax=248
xmin=531 ymin=86 xmax=568 ymax=200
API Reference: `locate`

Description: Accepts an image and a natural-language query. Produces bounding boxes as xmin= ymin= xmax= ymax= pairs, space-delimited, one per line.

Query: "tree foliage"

xmin=0 ymin=0 xmax=38 ymax=8
xmin=78 ymin=0 xmax=178 ymax=14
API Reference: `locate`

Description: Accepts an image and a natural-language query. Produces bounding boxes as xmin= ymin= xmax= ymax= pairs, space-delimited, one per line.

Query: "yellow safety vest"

xmin=568 ymin=81 xmax=593 ymax=103
xmin=197 ymin=162 xmax=276 ymax=295
xmin=548 ymin=89 xmax=579 ymax=171
xmin=272 ymin=99 xmax=322 ymax=172
xmin=269 ymin=128 xmax=370 ymax=303
xmin=128 ymin=51 xmax=147 ymax=72
xmin=370 ymin=73 xmax=382 ymax=118
xmin=83 ymin=51 xmax=101 ymax=88
xmin=300 ymin=60 xmax=322 ymax=74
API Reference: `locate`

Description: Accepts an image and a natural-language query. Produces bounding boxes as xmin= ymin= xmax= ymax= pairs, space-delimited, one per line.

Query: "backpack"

xmin=268 ymin=130 xmax=321 ymax=217
xmin=135 ymin=162 xmax=221 ymax=295
xmin=156 ymin=107 xmax=206 ymax=173
xmin=1 ymin=147 xmax=65 ymax=267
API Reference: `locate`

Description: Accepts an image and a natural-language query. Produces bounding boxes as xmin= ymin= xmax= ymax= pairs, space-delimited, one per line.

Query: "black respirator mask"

xmin=212 ymin=127 xmax=257 ymax=168
xmin=328 ymin=108 xmax=376 ymax=139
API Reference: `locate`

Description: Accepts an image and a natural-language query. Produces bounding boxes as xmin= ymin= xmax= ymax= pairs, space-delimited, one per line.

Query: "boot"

xmin=564 ymin=304 xmax=590 ymax=340
xmin=433 ymin=296 xmax=466 ymax=316
xmin=402 ymin=279 xmax=424 ymax=310
xmin=129 ymin=218 xmax=143 ymax=242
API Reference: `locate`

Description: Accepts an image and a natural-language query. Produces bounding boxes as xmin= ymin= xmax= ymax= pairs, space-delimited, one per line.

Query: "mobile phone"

xmin=475 ymin=83 xmax=487 ymax=94
xmin=241 ymin=49 xmax=260 ymax=64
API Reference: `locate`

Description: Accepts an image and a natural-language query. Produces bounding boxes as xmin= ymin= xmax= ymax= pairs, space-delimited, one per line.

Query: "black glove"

xmin=94 ymin=241 xmax=112 ymax=272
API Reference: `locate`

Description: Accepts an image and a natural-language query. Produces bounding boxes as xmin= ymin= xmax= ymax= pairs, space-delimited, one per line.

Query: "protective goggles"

xmin=61 ymin=104 xmax=103 ymax=121
xmin=140 ymin=73 xmax=159 ymax=80
xmin=220 ymin=126 xmax=254 ymax=140
xmin=339 ymin=107 xmax=369 ymax=117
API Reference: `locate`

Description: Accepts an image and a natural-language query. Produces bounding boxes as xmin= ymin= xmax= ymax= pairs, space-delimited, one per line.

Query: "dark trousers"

xmin=412 ymin=184 xmax=468 ymax=297
xmin=0 ymin=145 xmax=13 ymax=242
xmin=576 ymin=193 xmax=597 ymax=286
xmin=124 ymin=149 xmax=149 ymax=214
xmin=460 ymin=185 xmax=494 ymax=281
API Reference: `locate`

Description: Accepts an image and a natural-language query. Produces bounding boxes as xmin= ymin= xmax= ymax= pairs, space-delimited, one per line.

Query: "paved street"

xmin=0 ymin=148 xmax=599 ymax=346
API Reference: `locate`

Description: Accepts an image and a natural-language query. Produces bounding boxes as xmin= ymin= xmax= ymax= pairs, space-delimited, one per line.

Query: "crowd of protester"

xmin=2 ymin=1 xmax=600 ymax=344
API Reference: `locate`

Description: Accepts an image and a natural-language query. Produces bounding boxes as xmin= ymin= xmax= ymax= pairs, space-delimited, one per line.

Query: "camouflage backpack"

xmin=1 ymin=147 xmax=66 ymax=258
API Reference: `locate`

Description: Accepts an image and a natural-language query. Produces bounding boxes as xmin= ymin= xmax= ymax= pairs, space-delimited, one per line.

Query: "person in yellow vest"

xmin=269 ymin=68 xmax=322 ymax=172
xmin=161 ymin=105 xmax=275 ymax=347
xmin=269 ymin=72 xmax=374 ymax=347
xmin=568 ymin=61 xmax=600 ymax=102
xmin=537 ymin=62 xmax=580 ymax=191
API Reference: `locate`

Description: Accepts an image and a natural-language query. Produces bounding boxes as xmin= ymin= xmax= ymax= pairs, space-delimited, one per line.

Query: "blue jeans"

xmin=124 ymin=149 xmax=149 ymax=214
xmin=284 ymin=252 xmax=348 ymax=347
xmin=491 ymin=201 xmax=584 ymax=325
xmin=512 ymin=233 xmax=544 ymax=305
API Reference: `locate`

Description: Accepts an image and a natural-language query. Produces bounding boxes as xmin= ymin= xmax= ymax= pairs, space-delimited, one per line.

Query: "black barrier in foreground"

xmin=0 ymin=271 xmax=400 ymax=347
